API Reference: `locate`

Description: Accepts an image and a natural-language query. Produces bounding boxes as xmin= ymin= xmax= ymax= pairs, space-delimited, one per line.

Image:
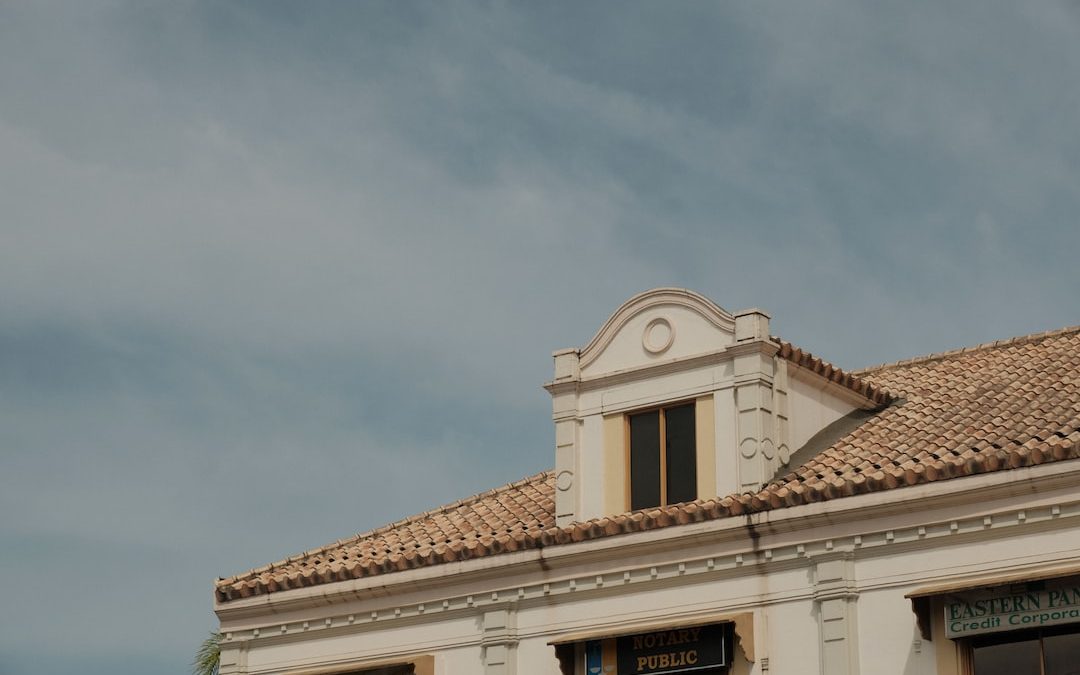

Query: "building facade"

xmin=214 ymin=289 xmax=1080 ymax=675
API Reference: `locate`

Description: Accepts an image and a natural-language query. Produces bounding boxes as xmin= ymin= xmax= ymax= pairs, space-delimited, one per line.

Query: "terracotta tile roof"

xmin=766 ymin=325 xmax=1080 ymax=507
xmin=216 ymin=471 xmax=555 ymax=601
xmin=216 ymin=326 xmax=1080 ymax=603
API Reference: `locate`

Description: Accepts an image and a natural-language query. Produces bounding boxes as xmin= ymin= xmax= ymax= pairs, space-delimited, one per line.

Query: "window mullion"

xmin=659 ymin=408 xmax=667 ymax=506
xmin=624 ymin=415 xmax=631 ymax=511
xmin=1039 ymin=634 xmax=1046 ymax=675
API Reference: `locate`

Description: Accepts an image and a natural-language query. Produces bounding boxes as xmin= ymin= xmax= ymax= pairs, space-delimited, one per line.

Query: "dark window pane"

xmin=972 ymin=639 xmax=1041 ymax=675
xmin=665 ymin=404 xmax=697 ymax=504
xmin=1044 ymin=631 xmax=1080 ymax=675
xmin=629 ymin=411 xmax=661 ymax=510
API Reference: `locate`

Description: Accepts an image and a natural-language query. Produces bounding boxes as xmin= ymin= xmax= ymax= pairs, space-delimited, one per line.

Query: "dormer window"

xmin=546 ymin=289 xmax=882 ymax=526
xmin=628 ymin=403 xmax=697 ymax=510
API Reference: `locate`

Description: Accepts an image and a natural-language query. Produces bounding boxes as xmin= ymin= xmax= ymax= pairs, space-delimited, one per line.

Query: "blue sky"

xmin=1 ymin=2 xmax=1079 ymax=673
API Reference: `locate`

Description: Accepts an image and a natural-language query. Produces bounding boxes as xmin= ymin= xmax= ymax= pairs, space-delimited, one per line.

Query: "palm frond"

xmin=193 ymin=631 xmax=222 ymax=675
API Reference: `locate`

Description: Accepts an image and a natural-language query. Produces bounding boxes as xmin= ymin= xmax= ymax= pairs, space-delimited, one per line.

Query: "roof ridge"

xmin=216 ymin=469 xmax=554 ymax=584
xmin=854 ymin=324 xmax=1080 ymax=375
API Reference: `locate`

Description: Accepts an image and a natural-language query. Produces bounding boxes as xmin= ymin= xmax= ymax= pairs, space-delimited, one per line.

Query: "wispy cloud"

xmin=1 ymin=2 xmax=1079 ymax=673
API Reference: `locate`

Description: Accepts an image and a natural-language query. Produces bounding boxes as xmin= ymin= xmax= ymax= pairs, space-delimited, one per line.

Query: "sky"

xmin=1 ymin=1 xmax=1079 ymax=673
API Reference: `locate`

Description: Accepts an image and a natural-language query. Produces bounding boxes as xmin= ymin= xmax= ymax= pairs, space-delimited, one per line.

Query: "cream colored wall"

xmin=713 ymin=386 xmax=739 ymax=497
xmin=759 ymin=600 xmax=821 ymax=674
xmin=235 ymin=614 xmax=483 ymax=674
xmin=854 ymin=588 xmax=933 ymax=675
xmin=787 ymin=371 xmax=859 ymax=452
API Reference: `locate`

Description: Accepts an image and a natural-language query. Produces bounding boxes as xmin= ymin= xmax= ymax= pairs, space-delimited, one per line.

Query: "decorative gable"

xmin=577 ymin=289 xmax=737 ymax=378
xmin=546 ymin=288 xmax=885 ymax=527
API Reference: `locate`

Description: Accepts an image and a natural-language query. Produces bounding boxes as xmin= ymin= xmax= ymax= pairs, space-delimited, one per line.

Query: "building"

xmin=213 ymin=288 xmax=1080 ymax=675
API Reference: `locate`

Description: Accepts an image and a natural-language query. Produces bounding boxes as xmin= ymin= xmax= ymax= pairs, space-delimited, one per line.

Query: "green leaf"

xmin=193 ymin=631 xmax=222 ymax=675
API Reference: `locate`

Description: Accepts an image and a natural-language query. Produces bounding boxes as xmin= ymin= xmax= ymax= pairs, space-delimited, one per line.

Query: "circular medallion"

xmin=555 ymin=470 xmax=574 ymax=492
xmin=642 ymin=317 xmax=675 ymax=355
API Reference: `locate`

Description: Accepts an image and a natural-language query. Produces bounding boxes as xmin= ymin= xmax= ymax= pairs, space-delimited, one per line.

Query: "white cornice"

xmin=217 ymin=459 xmax=1080 ymax=639
xmin=544 ymin=348 xmax=732 ymax=395
xmin=218 ymin=500 xmax=1080 ymax=647
xmin=543 ymin=341 xmax=786 ymax=397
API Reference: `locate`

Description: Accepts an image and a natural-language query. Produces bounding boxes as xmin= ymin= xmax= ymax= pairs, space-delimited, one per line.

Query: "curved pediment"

xmin=579 ymin=288 xmax=737 ymax=377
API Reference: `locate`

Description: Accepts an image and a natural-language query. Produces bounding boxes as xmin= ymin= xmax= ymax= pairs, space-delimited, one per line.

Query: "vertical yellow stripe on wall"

xmin=933 ymin=596 xmax=967 ymax=675
xmin=696 ymin=395 xmax=717 ymax=500
xmin=603 ymin=414 xmax=627 ymax=514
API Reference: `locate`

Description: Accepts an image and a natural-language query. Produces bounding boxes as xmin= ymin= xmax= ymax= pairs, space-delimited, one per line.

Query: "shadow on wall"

xmin=902 ymin=616 xmax=937 ymax=675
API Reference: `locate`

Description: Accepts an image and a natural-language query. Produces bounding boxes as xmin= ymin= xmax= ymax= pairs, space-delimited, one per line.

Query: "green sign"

xmin=945 ymin=583 xmax=1080 ymax=638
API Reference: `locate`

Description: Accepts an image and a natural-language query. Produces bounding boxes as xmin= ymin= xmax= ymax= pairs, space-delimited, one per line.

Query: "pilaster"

xmin=732 ymin=310 xmax=781 ymax=491
xmin=482 ymin=607 xmax=518 ymax=675
xmin=773 ymin=359 xmax=791 ymax=466
xmin=219 ymin=641 xmax=246 ymax=675
xmin=554 ymin=417 xmax=578 ymax=526
xmin=552 ymin=349 xmax=580 ymax=527
xmin=812 ymin=553 xmax=860 ymax=675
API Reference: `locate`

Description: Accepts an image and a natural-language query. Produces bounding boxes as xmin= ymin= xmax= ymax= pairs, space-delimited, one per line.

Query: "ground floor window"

xmin=971 ymin=625 xmax=1080 ymax=675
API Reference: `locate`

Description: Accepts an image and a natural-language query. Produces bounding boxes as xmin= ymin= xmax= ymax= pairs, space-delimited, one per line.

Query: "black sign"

xmin=616 ymin=622 xmax=729 ymax=675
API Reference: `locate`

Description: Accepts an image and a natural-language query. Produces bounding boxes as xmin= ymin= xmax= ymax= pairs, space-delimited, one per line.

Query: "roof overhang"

xmin=906 ymin=563 xmax=1080 ymax=600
